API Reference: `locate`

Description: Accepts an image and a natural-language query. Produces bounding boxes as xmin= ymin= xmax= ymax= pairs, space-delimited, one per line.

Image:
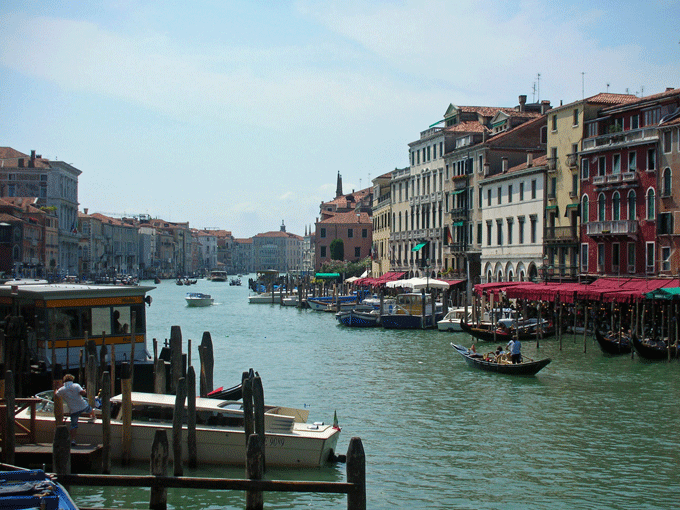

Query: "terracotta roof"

xmin=459 ymin=106 xmax=513 ymax=117
xmin=0 ymin=213 xmax=19 ymax=223
xmin=253 ymin=231 xmax=302 ymax=240
xmin=486 ymin=115 xmax=546 ymax=145
xmin=506 ymin=154 xmax=549 ymax=174
xmin=600 ymin=88 xmax=680 ymax=114
xmin=319 ymin=211 xmax=371 ymax=224
xmin=444 ymin=120 xmax=489 ymax=134
xmin=234 ymin=238 xmax=252 ymax=244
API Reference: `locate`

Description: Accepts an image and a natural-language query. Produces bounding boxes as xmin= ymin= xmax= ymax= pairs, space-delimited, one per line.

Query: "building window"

xmin=487 ymin=189 xmax=491 ymax=207
xmin=662 ymin=246 xmax=671 ymax=271
xmin=631 ymin=114 xmax=639 ymax=130
xmin=320 ymin=228 xmax=326 ymax=238
xmin=572 ymin=173 xmax=578 ymax=196
xmin=664 ymin=131 xmax=672 ymax=153
xmin=646 ymin=242 xmax=655 ymax=273
xmin=581 ymin=158 xmax=589 ymax=180
xmin=644 ymin=108 xmax=660 ymax=126
xmin=496 ymin=220 xmax=503 ymax=246
xmin=646 ymin=188 xmax=655 ymax=220
xmin=598 ymin=193 xmax=606 ymax=222
xmin=581 ymin=243 xmax=589 ymax=272
xmin=551 ymin=115 xmax=557 ymax=131
xmin=598 ymin=156 xmax=606 ymax=176
xmin=662 ymin=168 xmax=672 ymax=196
xmin=647 ymin=148 xmax=656 ymax=170
xmin=612 ymin=191 xmax=620 ymax=221
xmin=8 ymin=184 xmax=15 ymax=197
xmin=598 ymin=243 xmax=605 ymax=272
xmin=530 ymin=215 xmax=537 ymax=244
xmin=531 ymin=180 xmax=536 ymax=199
xmin=628 ymin=242 xmax=636 ymax=273
xmin=362 ymin=228 xmax=367 ymax=238
xmin=658 ymin=212 xmax=673 ymax=235
xmin=355 ymin=247 xmax=361 ymax=258
xmin=573 ymin=108 xmax=579 ymax=126
xmin=320 ymin=246 xmax=327 ymax=257
xmin=518 ymin=217 xmax=525 ymax=244
xmin=508 ymin=184 xmax=513 ymax=203
xmin=613 ymin=154 xmax=621 ymax=174
xmin=497 ymin=186 xmax=502 ymax=205
xmin=433 ymin=144 xmax=436 ymax=159
xmin=628 ymin=151 xmax=636 ymax=172
xmin=587 ymin=122 xmax=598 ymax=138
xmin=582 ymin=195 xmax=589 ymax=223
xmin=627 ymin=190 xmax=636 ymax=221
xmin=486 ymin=221 xmax=492 ymax=246
xmin=519 ymin=182 xmax=525 ymax=201
xmin=612 ymin=243 xmax=620 ymax=273
xmin=348 ymin=228 xmax=353 ymax=238
xmin=507 ymin=218 xmax=514 ymax=245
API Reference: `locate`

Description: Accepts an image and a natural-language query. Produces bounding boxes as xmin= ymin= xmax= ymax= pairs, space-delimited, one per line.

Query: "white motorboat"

xmin=437 ymin=307 xmax=471 ymax=332
xmin=185 ymin=292 xmax=214 ymax=307
xmin=248 ymin=292 xmax=282 ymax=304
xmin=18 ymin=392 xmax=341 ymax=468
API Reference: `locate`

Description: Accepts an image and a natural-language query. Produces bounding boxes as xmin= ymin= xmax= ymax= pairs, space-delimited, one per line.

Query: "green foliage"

xmin=320 ymin=257 xmax=370 ymax=278
xmin=330 ymin=238 xmax=344 ymax=260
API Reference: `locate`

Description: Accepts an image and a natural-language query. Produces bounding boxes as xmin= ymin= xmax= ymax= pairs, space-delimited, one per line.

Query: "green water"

xmin=70 ymin=278 xmax=680 ymax=509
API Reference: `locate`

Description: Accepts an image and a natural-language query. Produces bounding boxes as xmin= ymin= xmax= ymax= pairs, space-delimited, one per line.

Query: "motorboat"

xmin=185 ymin=292 xmax=214 ymax=307
xmin=437 ymin=307 xmax=471 ymax=332
xmin=18 ymin=391 xmax=341 ymax=468
xmin=335 ymin=308 xmax=380 ymax=327
xmin=380 ymin=292 xmax=443 ymax=329
xmin=248 ymin=292 xmax=282 ymax=304
xmin=209 ymin=270 xmax=228 ymax=282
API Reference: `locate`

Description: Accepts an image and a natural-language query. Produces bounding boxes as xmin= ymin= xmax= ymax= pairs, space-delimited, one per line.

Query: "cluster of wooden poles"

xmin=0 ymin=324 xmax=368 ymax=510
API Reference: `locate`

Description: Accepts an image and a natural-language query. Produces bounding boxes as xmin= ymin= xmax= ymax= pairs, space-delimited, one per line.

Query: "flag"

xmin=446 ymin=226 xmax=453 ymax=244
xmin=333 ymin=410 xmax=340 ymax=430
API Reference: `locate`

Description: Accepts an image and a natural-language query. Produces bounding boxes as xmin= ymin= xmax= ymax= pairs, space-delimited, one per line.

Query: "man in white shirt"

xmin=55 ymin=374 xmax=95 ymax=446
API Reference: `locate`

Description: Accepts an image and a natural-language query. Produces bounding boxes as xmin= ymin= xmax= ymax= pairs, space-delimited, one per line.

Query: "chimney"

xmin=502 ymin=158 xmax=509 ymax=173
xmin=518 ymin=95 xmax=527 ymax=112
xmin=84 ymin=208 xmax=88 ymax=214
xmin=541 ymin=100 xmax=552 ymax=114
xmin=527 ymin=153 xmax=533 ymax=167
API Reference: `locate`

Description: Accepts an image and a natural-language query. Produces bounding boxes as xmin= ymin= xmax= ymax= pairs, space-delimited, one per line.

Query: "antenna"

xmin=581 ymin=72 xmax=585 ymax=99
xmin=640 ymin=85 xmax=644 ymax=97
xmin=606 ymin=83 xmax=610 ymax=92
xmin=537 ymin=73 xmax=541 ymax=102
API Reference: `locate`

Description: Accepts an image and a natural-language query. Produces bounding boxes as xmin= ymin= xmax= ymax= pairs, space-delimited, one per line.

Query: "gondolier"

xmin=511 ymin=338 xmax=522 ymax=364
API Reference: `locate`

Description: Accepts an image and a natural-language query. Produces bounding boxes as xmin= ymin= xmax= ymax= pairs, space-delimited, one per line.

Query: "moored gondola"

xmin=631 ymin=333 xmax=678 ymax=360
xmin=460 ymin=320 xmax=555 ymax=342
xmin=594 ymin=329 xmax=632 ymax=355
xmin=450 ymin=343 xmax=551 ymax=376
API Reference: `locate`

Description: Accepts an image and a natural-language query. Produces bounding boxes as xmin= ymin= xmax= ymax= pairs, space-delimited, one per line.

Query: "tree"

xmin=330 ymin=238 xmax=344 ymax=261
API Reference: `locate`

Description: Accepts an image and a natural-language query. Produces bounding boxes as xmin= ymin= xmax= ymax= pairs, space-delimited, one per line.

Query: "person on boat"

xmin=510 ymin=338 xmax=522 ymax=364
xmin=55 ymin=374 xmax=95 ymax=446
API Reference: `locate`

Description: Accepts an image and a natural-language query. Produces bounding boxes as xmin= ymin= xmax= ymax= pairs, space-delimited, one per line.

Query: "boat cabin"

xmin=0 ymin=283 xmax=154 ymax=370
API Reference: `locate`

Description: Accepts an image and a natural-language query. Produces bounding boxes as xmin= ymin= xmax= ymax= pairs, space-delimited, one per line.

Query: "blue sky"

xmin=1 ymin=0 xmax=679 ymax=237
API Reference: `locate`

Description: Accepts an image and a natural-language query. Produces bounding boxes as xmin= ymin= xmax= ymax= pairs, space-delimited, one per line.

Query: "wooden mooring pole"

xmin=150 ymin=429 xmax=169 ymax=510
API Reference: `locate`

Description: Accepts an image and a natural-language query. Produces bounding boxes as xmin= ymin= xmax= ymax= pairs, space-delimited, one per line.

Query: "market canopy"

xmin=645 ymin=287 xmax=680 ymax=300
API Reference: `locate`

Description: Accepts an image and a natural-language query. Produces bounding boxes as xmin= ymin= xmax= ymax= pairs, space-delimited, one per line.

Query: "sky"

xmin=1 ymin=0 xmax=679 ymax=238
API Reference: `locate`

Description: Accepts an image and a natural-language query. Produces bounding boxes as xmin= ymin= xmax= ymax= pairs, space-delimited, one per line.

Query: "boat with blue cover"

xmin=0 ymin=469 xmax=78 ymax=510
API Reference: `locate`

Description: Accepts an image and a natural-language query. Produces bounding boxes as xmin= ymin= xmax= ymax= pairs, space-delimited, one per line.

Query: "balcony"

xmin=566 ymin=153 xmax=578 ymax=168
xmin=581 ymin=127 xmax=658 ymax=152
xmin=606 ymin=174 xmax=622 ymax=183
xmin=545 ymin=226 xmax=579 ymax=244
xmin=593 ymin=175 xmax=606 ymax=185
xmin=547 ymin=157 xmax=557 ymax=172
xmin=450 ymin=208 xmax=467 ymax=221
xmin=622 ymin=172 xmax=637 ymax=182
xmin=586 ymin=220 xmax=638 ymax=237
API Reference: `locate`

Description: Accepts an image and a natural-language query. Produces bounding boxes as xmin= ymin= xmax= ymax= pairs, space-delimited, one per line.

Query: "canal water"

xmin=71 ymin=278 xmax=680 ymax=510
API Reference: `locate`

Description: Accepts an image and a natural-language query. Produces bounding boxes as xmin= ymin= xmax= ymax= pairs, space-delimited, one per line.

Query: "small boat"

xmin=154 ymin=277 xmax=161 ymax=284
xmin=307 ymin=295 xmax=361 ymax=311
xmin=594 ymin=329 xmax=632 ymax=355
xmin=281 ymin=294 xmax=299 ymax=306
xmin=229 ymin=277 xmax=242 ymax=286
xmin=459 ymin=320 xmax=554 ymax=342
xmin=631 ymin=333 xmax=678 ymax=360
xmin=209 ymin=270 xmax=228 ymax=282
xmin=437 ymin=307 xmax=471 ymax=332
xmin=335 ymin=308 xmax=380 ymax=327
xmin=185 ymin=292 xmax=214 ymax=307
xmin=18 ymin=392 xmax=340 ymax=468
xmin=248 ymin=292 xmax=282 ymax=304
xmin=451 ymin=343 xmax=551 ymax=376
xmin=0 ymin=469 xmax=79 ymax=510
xmin=206 ymin=383 xmax=243 ymax=400
xmin=176 ymin=279 xmax=185 ymax=285
xmin=380 ymin=293 xmax=443 ymax=329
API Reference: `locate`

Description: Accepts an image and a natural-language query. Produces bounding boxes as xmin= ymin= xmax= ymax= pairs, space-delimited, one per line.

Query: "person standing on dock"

xmin=55 ymin=374 xmax=95 ymax=446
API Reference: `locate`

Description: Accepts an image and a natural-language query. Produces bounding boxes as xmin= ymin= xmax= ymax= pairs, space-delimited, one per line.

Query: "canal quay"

xmin=69 ymin=276 xmax=679 ymax=510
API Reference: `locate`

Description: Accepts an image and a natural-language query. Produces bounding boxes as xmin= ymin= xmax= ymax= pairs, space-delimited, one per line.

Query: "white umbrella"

xmin=345 ymin=276 xmax=359 ymax=283
xmin=407 ymin=277 xmax=450 ymax=290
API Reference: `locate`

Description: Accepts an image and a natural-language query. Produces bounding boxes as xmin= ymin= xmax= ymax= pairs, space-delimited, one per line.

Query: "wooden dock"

xmin=14 ymin=442 xmax=103 ymax=473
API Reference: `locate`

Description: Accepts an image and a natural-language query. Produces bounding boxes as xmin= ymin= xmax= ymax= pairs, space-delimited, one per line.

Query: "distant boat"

xmin=594 ymin=329 xmax=632 ymax=355
xmin=437 ymin=307 xmax=471 ymax=332
xmin=209 ymin=270 xmax=228 ymax=282
xmin=451 ymin=343 xmax=551 ymax=376
xmin=185 ymin=292 xmax=214 ymax=307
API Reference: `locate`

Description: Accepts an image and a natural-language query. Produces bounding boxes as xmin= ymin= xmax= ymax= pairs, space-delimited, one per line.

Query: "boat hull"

xmin=248 ymin=293 xmax=282 ymax=304
xmin=380 ymin=313 xmax=442 ymax=329
xmin=460 ymin=321 xmax=555 ymax=342
xmin=594 ymin=330 xmax=632 ymax=355
xmin=451 ymin=343 xmax=551 ymax=376
xmin=632 ymin=333 xmax=678 ymax=360
xmin=336 ymin=310 xmax=380 ymax=327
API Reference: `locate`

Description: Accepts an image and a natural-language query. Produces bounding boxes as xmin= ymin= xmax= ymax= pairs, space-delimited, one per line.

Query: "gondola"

xmin=631 ymin=333 xmax=678 ymax=360
xmin=459 ymin=320 xmax=555 ymax=342
xmin=206 ymin=382 xmax=243 ymax=400
xmin=594 ymin=329 xmax=632 ymax=355
xmin=450 ymin=343 xmax=551 ymax=376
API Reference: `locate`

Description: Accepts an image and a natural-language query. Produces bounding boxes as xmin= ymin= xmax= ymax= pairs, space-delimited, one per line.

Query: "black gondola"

xmin=594 ymin=329 xmax=632 ymax=355
xmin=206 ymin=383 xmax=243 ymax=400
xmin=460 ymin=321 xmax=555 ymax=342
xmin=631 ymin=333 xmax=678 ymax=360
xmin=450 ymin=343 xmax=551 ymax=376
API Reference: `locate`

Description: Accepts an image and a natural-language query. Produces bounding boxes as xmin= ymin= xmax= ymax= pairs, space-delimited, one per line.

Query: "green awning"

xmin=412 ymin=242 xmax=428 ymax=252
xmin=565 ymin=203 xmax=578 ymax=209
xmin=315 ymin=273 xmax=340 ymax=279
xmin=452 ymin=189 xmax=466 ymax=195
xmin=453 ymin=221 xmax=464 ymax=227
xmin=645 ymin=287 xmax=680 ymax=300
xmin=546 ymin=205 xmax=557 ymax=210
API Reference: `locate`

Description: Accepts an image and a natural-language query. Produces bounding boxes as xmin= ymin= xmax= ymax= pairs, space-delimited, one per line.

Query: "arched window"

xmin=627 ymin=190 xmax=636 ymax=221
xmin=582 ymin=195 xmax=589 ymax=223
xmin=646 ymin=188 xmax=655 ymax=220
xmin=663 ymin=167 xmax=672 ymax=196
xmin=612 ymin=191 xmax=620 ymax=221
xmin=598 ymin=193 xmax=606 ymax=222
